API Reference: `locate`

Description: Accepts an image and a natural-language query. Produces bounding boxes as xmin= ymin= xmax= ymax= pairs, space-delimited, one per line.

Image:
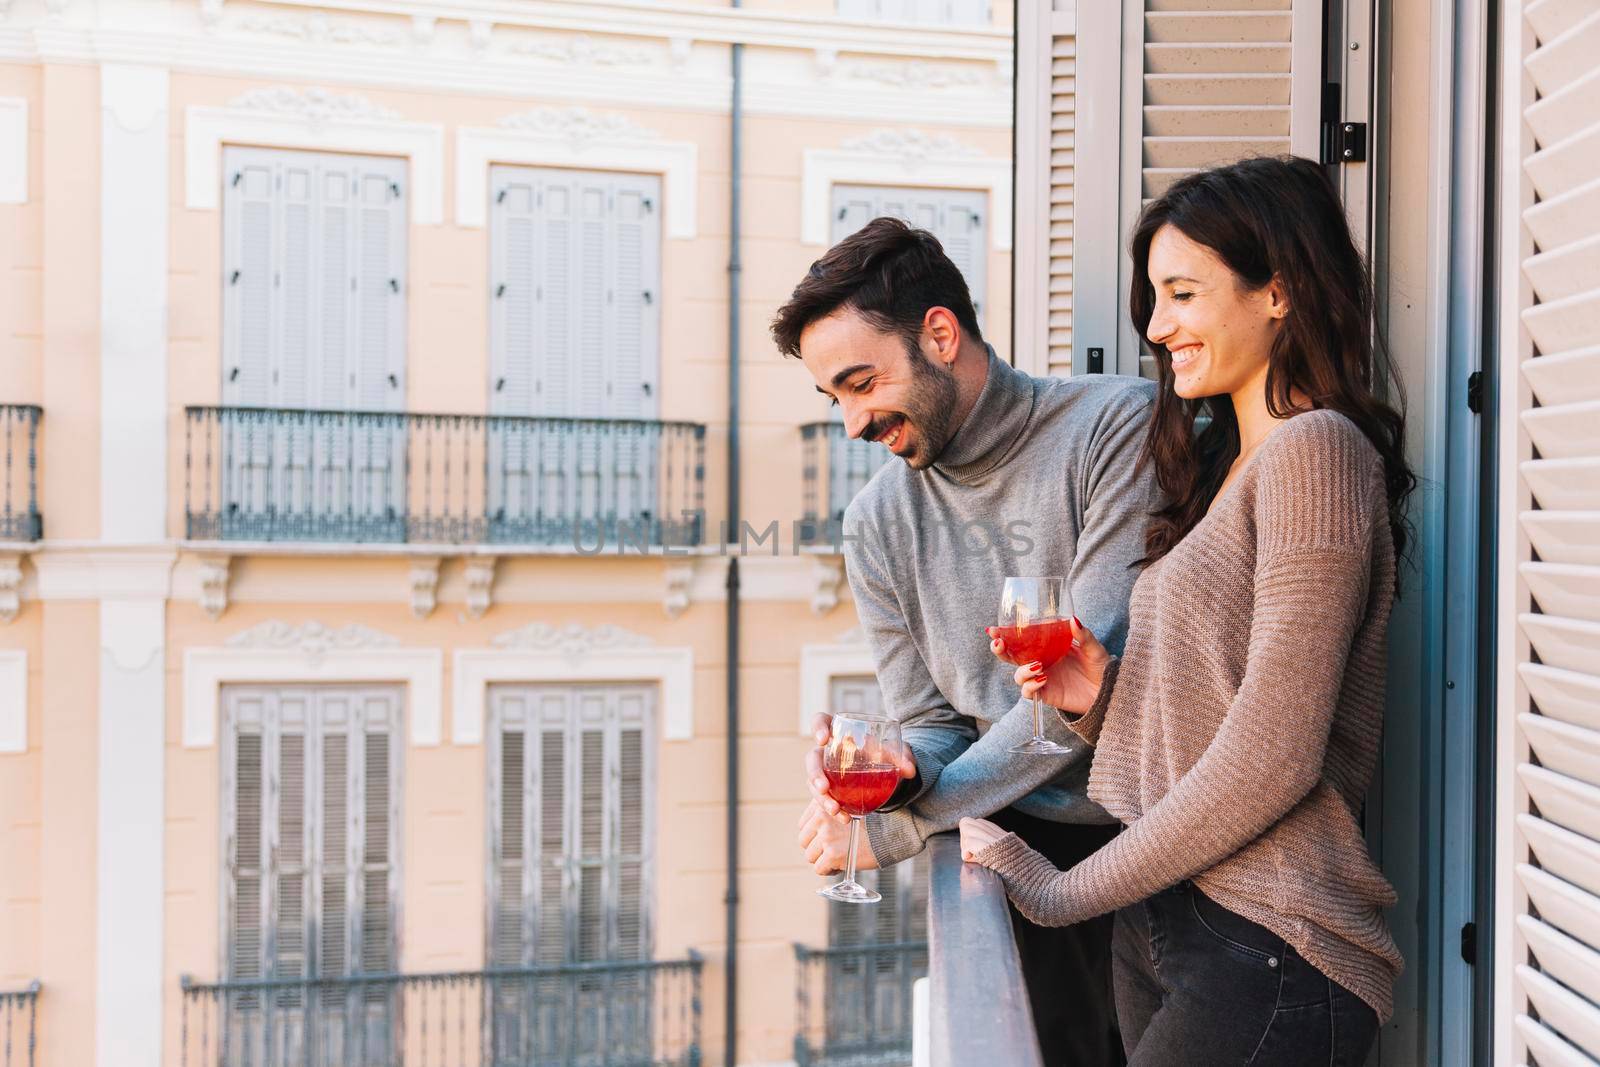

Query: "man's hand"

xmin=803 ymin=712 xmax=917 ymax=825
xmin=798 ymin=798 xmax=880 ymax=875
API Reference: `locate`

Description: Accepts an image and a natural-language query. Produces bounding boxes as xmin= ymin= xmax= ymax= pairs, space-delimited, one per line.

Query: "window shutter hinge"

xmin=229 ymin=367 xmax=240 ymax=382
xmin=495 ymin=377 xmax=506 ymax=392
xmin=1322 ymin=120 xmax=1368 ymax=164
xmin=837 ymin=207 xmax=848 ymax=221
xmin=642 ymin=290 xmax=653 ymax=305
xmin=1460 ymin=921 xmax=1476 ymax=965
xmin=1467 ymin=371 xmax=1483 ymax=414
xmin=231 ymin=172 xmax=242 ymax=187
xmin=390 ymin=182 xmax=401 ymax=199
xmin=230 ymin=270 xmax=240 ymax=285
xmin=496 ymin=284 xmax=507 ymax=298
xmin=389 ymin=278 xmax=400 ymax=294
xmin=497 ymin=188 xmax=507 ymax=204
xmin=643 ymin=197 xmax=654 ymax=212
xmin=388 ymin=374 xmax=398 ymax=388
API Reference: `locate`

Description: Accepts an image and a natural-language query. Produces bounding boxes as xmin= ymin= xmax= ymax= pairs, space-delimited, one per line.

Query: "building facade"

xmin=0 ymin=1 xmax=1012 ymax=1064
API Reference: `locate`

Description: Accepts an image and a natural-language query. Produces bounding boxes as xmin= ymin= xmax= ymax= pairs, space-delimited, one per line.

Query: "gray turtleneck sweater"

xmin=847 ymin=351 xmax=1160 ymax=866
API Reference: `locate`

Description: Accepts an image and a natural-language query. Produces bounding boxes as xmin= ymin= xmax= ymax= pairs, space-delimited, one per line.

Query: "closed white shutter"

xmin=1499 ymin=4 xmax=1600 ymax=1065
xmin=1047 ymin=30 xmax=1075 ymax=375
xmin=222 ymin=686 xmax=401 ymax=985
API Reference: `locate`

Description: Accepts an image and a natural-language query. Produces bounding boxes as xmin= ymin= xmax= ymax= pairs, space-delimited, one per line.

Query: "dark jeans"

xmin=990 ymin=808 xmax=1124 ymax=1067
xmin=1112 ymin=882 xmax=1379 ymax=1066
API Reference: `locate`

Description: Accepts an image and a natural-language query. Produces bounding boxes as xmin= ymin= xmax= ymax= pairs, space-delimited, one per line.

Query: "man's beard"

xmin=863 ymin=348 xmax=960 ymax=470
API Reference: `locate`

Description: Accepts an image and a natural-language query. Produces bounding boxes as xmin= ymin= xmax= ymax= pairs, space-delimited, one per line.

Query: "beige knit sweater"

xmin=974 ymin=409 xmax=1404 ymax=1022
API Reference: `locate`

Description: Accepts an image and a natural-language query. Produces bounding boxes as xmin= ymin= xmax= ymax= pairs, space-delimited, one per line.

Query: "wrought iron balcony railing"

xmin=926 ymin=833 xmax=1042 ymax=1067
xmin=800 ymin=422 xmax=890 ymax=545
xmin=0 ymin=406 xmax=41 ymax=542
xmin=0 ymin=981 xmax=39 ymax=1067
xmin=793 ymin=941 xmax=926 ymax=1067
xmin=178 ymin=955 xmax=703 ymax=1067
xmin=184 ymin=407 xmax=706 ymax=549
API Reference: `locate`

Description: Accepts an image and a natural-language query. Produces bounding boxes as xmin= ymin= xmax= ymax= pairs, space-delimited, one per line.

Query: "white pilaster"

xmin=97 ymin=596 xmax=167 ymax=1067
xmin=100 ymin=65 xmax=170 ymax=543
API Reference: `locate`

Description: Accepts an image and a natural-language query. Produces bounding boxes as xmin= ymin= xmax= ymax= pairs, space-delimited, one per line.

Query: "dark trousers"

xmin=990 ymin=808 xmax=1124 ymax=1067
xmin=1111 ymin=882 xmax=1379 ymax=1066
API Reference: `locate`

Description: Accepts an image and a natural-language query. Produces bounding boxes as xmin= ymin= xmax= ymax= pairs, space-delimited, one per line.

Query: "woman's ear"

xmin=1266 ymin=276 xmax=1290 ymax=320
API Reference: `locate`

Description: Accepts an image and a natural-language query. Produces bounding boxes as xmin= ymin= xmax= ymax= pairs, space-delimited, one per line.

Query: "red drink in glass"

xmin=824 ymin=764 xmax=901 ymax=817
xmin=990 ymin=619 xmax=1077 ymax=668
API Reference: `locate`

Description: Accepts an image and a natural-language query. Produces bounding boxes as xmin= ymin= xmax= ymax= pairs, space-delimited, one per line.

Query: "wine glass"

xmin=994 ymin=576 xmax=1076 ymax=755
xmin=818 ymin=715 xmax=905 ymax=904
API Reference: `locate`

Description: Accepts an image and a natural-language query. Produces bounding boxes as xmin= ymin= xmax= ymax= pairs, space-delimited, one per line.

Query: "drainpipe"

xmin=724 ymin=9 xmax=744 ymax=1067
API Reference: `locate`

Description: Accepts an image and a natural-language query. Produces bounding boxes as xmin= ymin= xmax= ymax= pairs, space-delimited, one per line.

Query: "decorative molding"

xmin=490 ymin=621 xmax=653 ymax=654
xmin=454 ymin=641 xmax=694 ymax=744
xmin=814 ymin=47 xmax=839 ymax=79
xmin=802 ymin=137 xmax=1012 ymax=250
xmin=668 ymin=35 xmax=692 ymax=72
xmin=0 ymin=650 xmax=24 ymax=752
xmin=184 ymin=630 xmax=443 ymax=746
xmin=230 ymin=11 xmax=406 ymax=48
xmin=809 ymin=556 xmax=844 ymax=616
xmin=0 ymin=97 xmax=27 ymax=205
xmin=846 ymin=60 xmax=983 ymax=90
xmin=409 ymin=557 xmax=440 ymax=619
xmin=228 ymin=85 xmax=401 ymax=124
xmin=455 ymin=120 xmax=697 ymax=236
xmin=410 ymin=14 xmax=435 ymax=43
xmin=225 ymin=619 xmax=401 ymax=664
xmin=840 ymin=127 xmax=983 ymax=162
xmin=199 ymin=0 xmax=224 ymax=29
xmin=463 ymin=557 xmax=497 ymax=619
xmin=797 ymin=633 xmax=876 ymax=734
xmin=663 ymin=563 xmax=693 ymax=619
xmin=185 ymin=93 xmax=445 ymax=225
xmin=468 ymin=18 xmax=492 ymax=54
xmin=197 ymin=554 xmax=230 ymax=620
xmin=0 ymin=552 xmax=22 ymax=624
xmin=509 ymin=33 xmax=655 ymax=67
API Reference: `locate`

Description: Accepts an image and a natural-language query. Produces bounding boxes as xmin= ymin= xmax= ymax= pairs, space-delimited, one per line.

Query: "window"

xmin=837 ymin=0 xmax=991 ymax=27
xmin=487 ymin=684 xmax=655 ymax=1062
xmin=222 ymin=685 xmax=403 ymax=1054
xmin=220 ymin=147 xmax=409 ymax=536
xmin=487 ymin=166 xmax=664 ymax=544
xmin=830 ymin=184 xmax=988 ymax=327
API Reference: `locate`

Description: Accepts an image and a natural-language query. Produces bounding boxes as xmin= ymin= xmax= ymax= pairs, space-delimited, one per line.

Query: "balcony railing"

xmin=178 ymin=956 xmax=703 ymax=1067
xmin=184 ymin=407 xmax=706 ymax=549
xmin=0 ymin=981 xmax=39 ymax=1067
xmin=800 ymin=422 xmax=890 ymax=544
xmin=0 ymin=406 xmax=41 ymax=542
xmin=925 ymin=833 xmax=1042 ymax=1067
xmin=793 ymin=942 xmax=926 ymax=1067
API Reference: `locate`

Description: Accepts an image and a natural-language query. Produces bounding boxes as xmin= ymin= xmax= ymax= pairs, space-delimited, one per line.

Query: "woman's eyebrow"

xmin=1161 ymin=275 xmax=1201 ymax=286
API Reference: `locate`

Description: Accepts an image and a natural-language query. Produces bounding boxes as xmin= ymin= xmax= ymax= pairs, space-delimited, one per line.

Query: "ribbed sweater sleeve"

xmin=976 ymin=415 xmax=1383 ymax=926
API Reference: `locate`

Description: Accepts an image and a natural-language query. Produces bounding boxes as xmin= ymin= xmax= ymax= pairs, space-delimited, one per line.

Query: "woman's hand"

xmin=987 ymin=617 xmax=1111 ymax=715
xmin=959 ymin=817 xmax=1009 ymax=862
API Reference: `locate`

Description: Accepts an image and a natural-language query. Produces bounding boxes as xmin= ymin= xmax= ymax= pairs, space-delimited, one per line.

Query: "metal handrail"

xmin=926 ymin=832 xmax=1043 ymax=1067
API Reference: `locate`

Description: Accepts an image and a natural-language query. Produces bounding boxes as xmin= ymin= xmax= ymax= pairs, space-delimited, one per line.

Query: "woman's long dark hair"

xmin=1130 ymin=156 xmax=1416 ymax=587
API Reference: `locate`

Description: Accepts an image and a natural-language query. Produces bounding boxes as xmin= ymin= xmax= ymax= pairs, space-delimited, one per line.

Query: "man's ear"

xmin=923 ymin=307 xmax=961 ymax=364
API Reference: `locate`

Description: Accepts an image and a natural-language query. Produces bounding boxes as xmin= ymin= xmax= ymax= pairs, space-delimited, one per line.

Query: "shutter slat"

xmin=1520 ymin=765 xmax=1600 ymax=841
xmin=1519 ymin=915 xmax=1600 ymax=1008
xmin=1519 ymin=865 xmax=1600 ymax=965
xmin=1515 ymin=1013 xmax=1595 ymax=1067
xmin=1517 ymin=965 xmax=1600 ymax=1063
xmin=1522 ymin=458 xmax=1600 ymax=510
xmin=1521 ymin=713 xmax=1600 ymax=788
xmin=1521 ymin=813 xmax=1600 ymax=901
xmin=1522 ymin=563 xmax=1600 ymax=623
xmin=1521 ymin=613 xmax=1600 ymax=668
xmin=1520 ymin=664 xmax=1600 ymax=731
xmin=1521 ymin=515 xmax=1600 ymax=566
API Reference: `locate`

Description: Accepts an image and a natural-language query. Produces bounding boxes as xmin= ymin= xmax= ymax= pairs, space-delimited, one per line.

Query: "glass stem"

xmin=844 ymin=816 xmax=862 ymax=885
xmin=1032 ymin=696 xmax=1045 ymax=740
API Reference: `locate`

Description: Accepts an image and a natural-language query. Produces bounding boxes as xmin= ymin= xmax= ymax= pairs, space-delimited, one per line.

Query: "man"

xmin=773 ymin=217 xmax=1159 ymax=1066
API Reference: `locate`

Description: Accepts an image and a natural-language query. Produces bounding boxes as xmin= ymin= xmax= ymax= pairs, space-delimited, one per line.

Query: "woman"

xmin=963 ymin=156 xmax=1414 ymax=1065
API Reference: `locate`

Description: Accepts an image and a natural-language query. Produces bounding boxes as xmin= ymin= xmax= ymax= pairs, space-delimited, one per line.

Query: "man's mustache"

xmin=863 ymin=414 xmax=905 ymax=443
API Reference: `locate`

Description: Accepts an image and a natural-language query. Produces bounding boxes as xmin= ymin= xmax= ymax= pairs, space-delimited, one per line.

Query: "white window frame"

xmin=798 ymin=631 xmax=877 ymax=735
xmin=801 ymin=138 xmax=1011 ymax=252
xmin=182 ymin=622 xmax=444 ymax=747
xmin=454 ymin=624 xmax=694 ymax=744
xmin=456 ymin=117 xmax=698 ymax=238
xmin=185 ymin=95 xmax=444 ymax=225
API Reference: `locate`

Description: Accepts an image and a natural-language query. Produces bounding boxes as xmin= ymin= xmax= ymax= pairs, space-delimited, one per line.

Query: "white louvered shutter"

xmin=1047 ymin=31 xmax=1075 ymax=375
xmin=223 ymin=687 xmax=401 ymax=1009
xmin=1500 ymin=4 xmax=1600 ymax=1065
xmin=1134 ymin=0 xmax=1318 ymax=377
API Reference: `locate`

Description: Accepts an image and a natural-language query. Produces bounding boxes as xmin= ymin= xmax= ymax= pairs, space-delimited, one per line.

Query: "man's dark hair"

xmin=771 ymin=216 xmax=982 ymax=358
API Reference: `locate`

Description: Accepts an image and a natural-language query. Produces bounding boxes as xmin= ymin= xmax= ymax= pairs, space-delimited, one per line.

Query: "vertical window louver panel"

xmin=1047 ymin=32 xmax=1075 ymax=374
xmin=1137 ymin=0 xmax=1315 ymax=377
xmin=1506 ymin=3 xmax=1600 ymax=1064
xmin=223 ymin=686 xmax=402 ymax=1008
xmin=490 ymin=684 xmax=656 ymax=967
